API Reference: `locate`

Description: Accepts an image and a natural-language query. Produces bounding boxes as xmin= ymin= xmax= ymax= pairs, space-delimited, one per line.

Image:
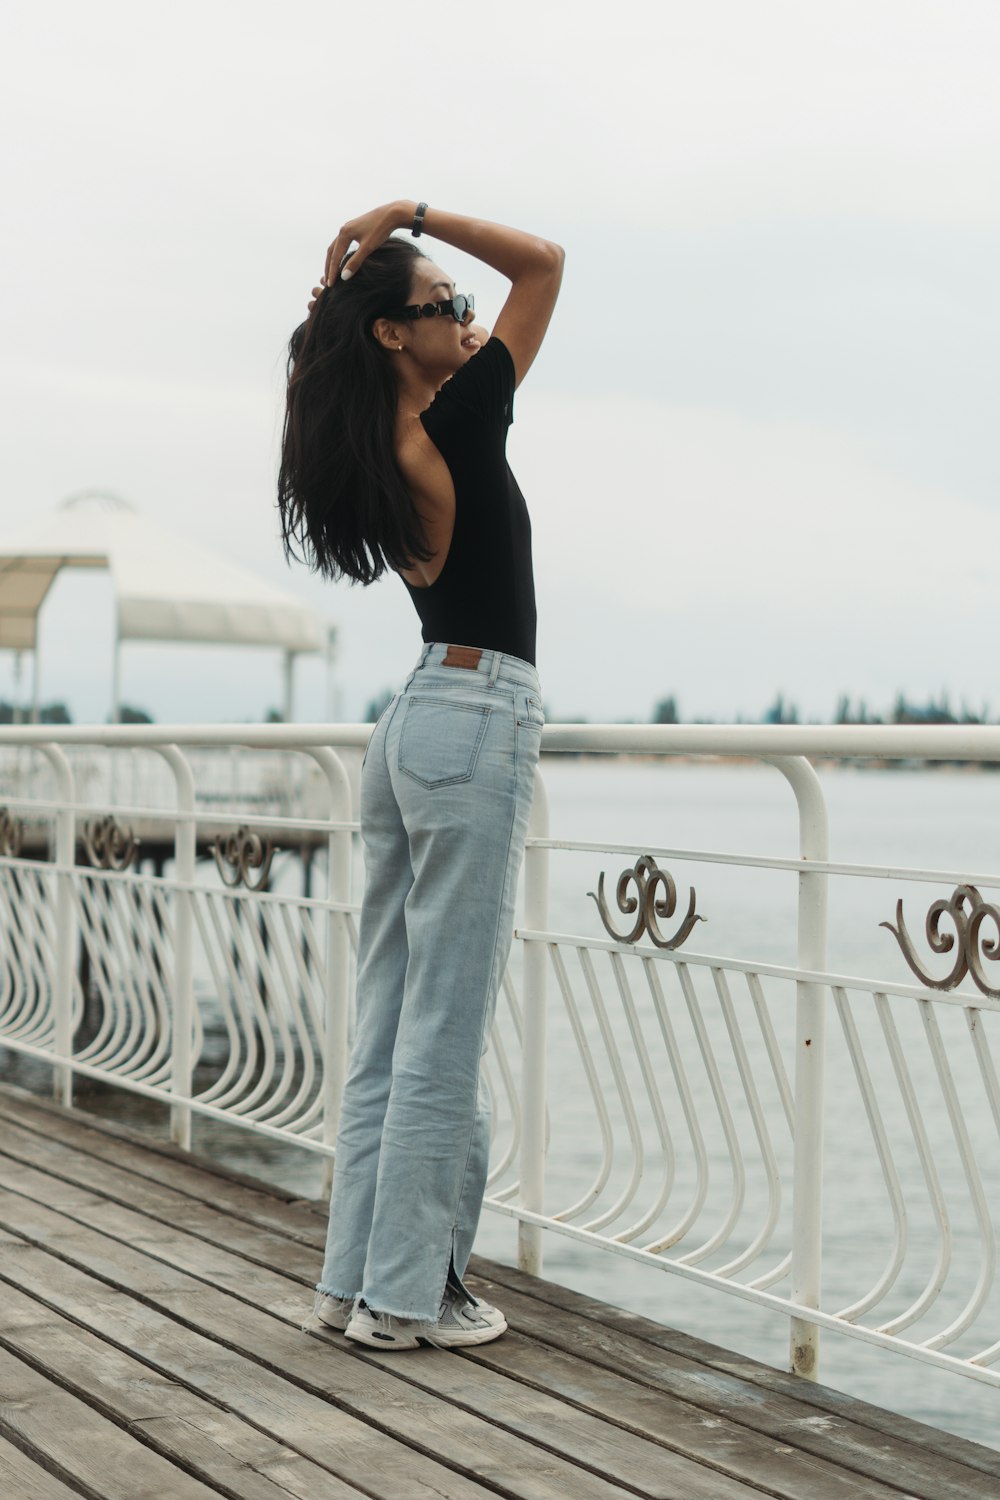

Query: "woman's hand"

xmin=324 ymin=201 xmax=416 ymax=285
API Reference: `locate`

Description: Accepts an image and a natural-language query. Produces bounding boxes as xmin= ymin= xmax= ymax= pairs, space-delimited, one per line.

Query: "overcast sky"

xmin=1 ymin=0 xmax=998 ymax=724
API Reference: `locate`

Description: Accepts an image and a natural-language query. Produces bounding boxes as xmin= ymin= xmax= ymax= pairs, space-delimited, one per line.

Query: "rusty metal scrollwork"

xmin=881 ymin=884 xmax=1000 ymax=999
xmin=0 ymin=807 xmax=24 ymax=857
xmin=82 ymin=815 xmax=139 ymax=871
xmin=213 ymin=826 xmax=275 ymax=892
xmin=589 ymin=854 xmax=704 ymax=950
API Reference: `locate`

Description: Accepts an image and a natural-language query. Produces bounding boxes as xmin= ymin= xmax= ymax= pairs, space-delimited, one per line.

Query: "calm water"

xmin=11 ymin=757 xmax=1000 ymax=1449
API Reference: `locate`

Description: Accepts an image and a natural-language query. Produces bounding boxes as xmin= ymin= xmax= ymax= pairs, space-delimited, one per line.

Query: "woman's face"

xmin=398 ymin=258 xmax=481 ymax=377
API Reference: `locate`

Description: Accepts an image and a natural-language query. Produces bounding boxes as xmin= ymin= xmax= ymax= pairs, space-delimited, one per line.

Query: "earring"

xmin=397 ymin=344 xmax=403 ymax=351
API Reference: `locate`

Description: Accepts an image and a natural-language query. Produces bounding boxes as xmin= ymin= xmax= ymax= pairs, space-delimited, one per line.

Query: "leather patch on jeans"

xmin=442 ymin=645 xmax=483 ymax=670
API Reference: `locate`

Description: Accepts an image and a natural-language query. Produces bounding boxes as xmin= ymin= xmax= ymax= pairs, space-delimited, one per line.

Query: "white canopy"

xmin=0 ymin=491 xmax=334 ymax=720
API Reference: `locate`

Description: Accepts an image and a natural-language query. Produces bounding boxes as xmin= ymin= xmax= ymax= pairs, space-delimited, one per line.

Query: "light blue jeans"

xmin=317 ymin=642 xmax=543 ymax=1319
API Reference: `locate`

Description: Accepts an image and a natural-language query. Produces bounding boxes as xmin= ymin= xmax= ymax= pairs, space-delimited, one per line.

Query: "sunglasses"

xmin=391 ymin=294 xmax=475 ymax=324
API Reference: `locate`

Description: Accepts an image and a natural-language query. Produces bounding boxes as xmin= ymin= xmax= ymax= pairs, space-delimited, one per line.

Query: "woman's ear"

xmin=371 ymin=317 xmax=405 ymax=352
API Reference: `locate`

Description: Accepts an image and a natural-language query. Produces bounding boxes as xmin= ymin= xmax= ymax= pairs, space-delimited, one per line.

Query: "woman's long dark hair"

xmin=278 ymin=236 xmax=431 ymax=584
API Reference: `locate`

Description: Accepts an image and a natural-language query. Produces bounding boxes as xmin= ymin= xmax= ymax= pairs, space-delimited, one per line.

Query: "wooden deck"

xmin=1 ymin=1085 xmax=998 ymax=1500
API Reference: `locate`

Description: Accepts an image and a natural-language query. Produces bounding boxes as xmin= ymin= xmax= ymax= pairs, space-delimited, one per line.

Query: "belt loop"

xmin=487 ymin=650 xmax=502 ymax=686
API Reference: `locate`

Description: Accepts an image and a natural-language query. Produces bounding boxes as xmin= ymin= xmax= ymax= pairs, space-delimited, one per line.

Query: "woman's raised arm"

xmin=324 ymin=201 xmax=564 ymax=387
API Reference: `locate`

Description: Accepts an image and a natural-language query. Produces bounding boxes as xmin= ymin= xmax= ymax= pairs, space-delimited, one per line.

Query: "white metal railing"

xmin=1 ymin=721 xmax=1000 ymax=1393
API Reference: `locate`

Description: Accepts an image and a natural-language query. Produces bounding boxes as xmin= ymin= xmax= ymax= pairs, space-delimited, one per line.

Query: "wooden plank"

xmin=0 ymin=1149 xmax=848 ymax=1499
xmin=0 ymin=1134 xmax=982 ymax=1500
xmin=6 ymin=1086 xmax=999 ymax=1496
xmin=0 ymin=1281 xmax=366 ymax=1500
xmin=0 ymin=1149 xmax=312 ymax=1329
xmin=3 ymin=1152 xmax=863 ymax=1500
xmin=0 ymin=1127 xmax=320 ymax=1292
xmin=0 ymin=1088 xmax=326 ymax=1246
xmin=0 ymin=1344 xmax=222 ymax=1499
xmin=0 ymin=1232 xmax=502 ymax=1500
xmin=0 ymin=1432 xmax=85 ymax=1500
xmin=475 ymin=1260 xmax=1000 ymax=1496
xmin=0 ymin=1222 xmax=652 ymax=1500
xmin=0 ymin=1200 xmax=773 ymax=1500
xmin=454 ymin=1330 xmax=903 ymax=1500
xmin=0 ymin=1148 xmax=894 ymax=1500
xmin=4 ymin=1096 xmax=998 ymax=1499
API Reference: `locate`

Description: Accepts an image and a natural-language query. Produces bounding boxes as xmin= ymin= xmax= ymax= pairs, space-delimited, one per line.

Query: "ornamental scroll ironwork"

xmin=82 ymin=815 xmax=139 ymax=871
xmin=213 ymin=826 xmax=275 ymax=892
xmin=589 ymin=854 xmax=704 ymax=950
xmin=0 ymin=807 xmax=24 ymax=857
xmin=881 ymin=884 xmax=1000 ymax=1000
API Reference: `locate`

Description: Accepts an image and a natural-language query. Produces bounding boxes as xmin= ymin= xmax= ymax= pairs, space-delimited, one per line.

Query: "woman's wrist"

xmin=398 ymin=199 xmax=420 ymax=231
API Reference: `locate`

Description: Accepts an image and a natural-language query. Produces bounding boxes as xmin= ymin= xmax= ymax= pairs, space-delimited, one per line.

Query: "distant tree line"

xmin=0 ymin=700 xmax=73 ymax=724
xmin=0 ymin=702 xmax=154 ymax=725
xmin=651 ymin=691 xmax=993 ymax=727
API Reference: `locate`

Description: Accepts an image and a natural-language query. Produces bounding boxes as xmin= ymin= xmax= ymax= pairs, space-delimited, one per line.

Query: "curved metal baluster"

xmin=211 ymin=894 xmax=270 ymax=1111
xmin=965 ymin=1012 xmax=1000 ymax=1367
xmin=73 ymin=877 xmax=124 ymax=1064
xmin=6 ymin=867 xmax=53 ymax=1043
xmin=99 ymin=879 xmax=155 ymax=1077
xmin=90 ymin=877 xmax=155 ymax=1077
xmin=607 ymin=951 xmax=675 ymax=1243
xmin=0 ymin=868 xmax=42 ymax=1038
xmin=270 ymin=900 xmax=324 ymax=1130
xmin=548 ymin=944 xmax=616 ymax=1222
xmin=873 ymin=992 xmax=953 ymax=1336
xmin=117 ymin=880 xmax=169 ymax=1081
xmin=574 ymin=947 xmax=647 ymax=1233
xmin=271 ymin=901 xmax=328 ymax=1132
xmin=747 ymin=1249 xmax=794 ymax=1292
xmin=191 ymin=890 xmax=251 ymax=1106
xmin=741 ymin=972 xmax=795 ymax=1291
xmin=671 ymin=962 xmax=747 ymax=1266
xmin=0 ymin=870 xmax=21 ymax=1028
xmin=0 ymin=868 xmax=31 ymax=1035
xmin=916 ymin=1001 xmax=995 ymax=1350
xmin=253 ymin=903 xmax=320 ymax=1130
xmin=128 ymin=881 xmax=175 ymax=1084
xmin=220 ymin=893 xmax=280 ymax=1115
xmin=641 ymin=958 xmax=710 ymax=1253
xmin=747 ymin=972 xmax=794 ymax=1131
xmin=711 ymin=968 xmax=784 ymax=1278
xmin=279 ymin=902 xmax=328 ymax=1049
xmin=232 ymin=897 xmax=299 ymax=1120
xmin=30 ymin=869 xmax=60 ymax=1043
xmin=830 ymin=987 xmax=908 ymax=1321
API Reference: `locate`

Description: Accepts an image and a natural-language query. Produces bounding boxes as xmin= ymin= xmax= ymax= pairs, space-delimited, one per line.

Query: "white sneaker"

xmin=312 ymin=1292 xmax=356 ymax=1331
xmin=345 ymin=1287 xmax=507 ymax=1350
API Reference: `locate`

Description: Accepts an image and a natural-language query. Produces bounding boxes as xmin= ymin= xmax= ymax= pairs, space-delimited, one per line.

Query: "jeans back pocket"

xmin=398 ymin=696 xmax=493 ymax=787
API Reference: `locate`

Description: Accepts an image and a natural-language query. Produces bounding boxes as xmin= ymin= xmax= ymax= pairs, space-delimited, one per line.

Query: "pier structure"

xmin=2 ymin=719 xmax=1000 ymax=1489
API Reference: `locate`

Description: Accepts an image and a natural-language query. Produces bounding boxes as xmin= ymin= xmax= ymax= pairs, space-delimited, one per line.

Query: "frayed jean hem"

xmin=316 ymin=1281 xmax=359 ymax=1300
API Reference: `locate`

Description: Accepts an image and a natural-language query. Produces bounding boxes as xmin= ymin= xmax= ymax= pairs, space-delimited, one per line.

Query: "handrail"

xmin=0 ymin=719 xmax=998 ymax=758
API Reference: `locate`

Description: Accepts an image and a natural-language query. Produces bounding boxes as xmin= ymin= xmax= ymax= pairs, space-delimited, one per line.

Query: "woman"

xmin=279 ymin=200 xmax=563 ymax=1349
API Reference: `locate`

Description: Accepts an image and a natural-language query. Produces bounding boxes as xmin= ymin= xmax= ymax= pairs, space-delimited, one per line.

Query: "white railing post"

xmin=769 ymin=754 xmax=829 ymax=1379
xmin=155 ymin=746 xmax=196 ymax=1151
xmin=42 ymin=745 xmax=76 ymax=1107
xmin=518 ymin=766 xmax=550 ymax=1275
xmin=306 ymin=747 xmax=353 ymax=1200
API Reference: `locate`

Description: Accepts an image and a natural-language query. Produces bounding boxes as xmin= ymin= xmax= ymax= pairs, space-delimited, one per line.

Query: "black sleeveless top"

xmin=401 ymin=336 xmax=537 ymax=666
